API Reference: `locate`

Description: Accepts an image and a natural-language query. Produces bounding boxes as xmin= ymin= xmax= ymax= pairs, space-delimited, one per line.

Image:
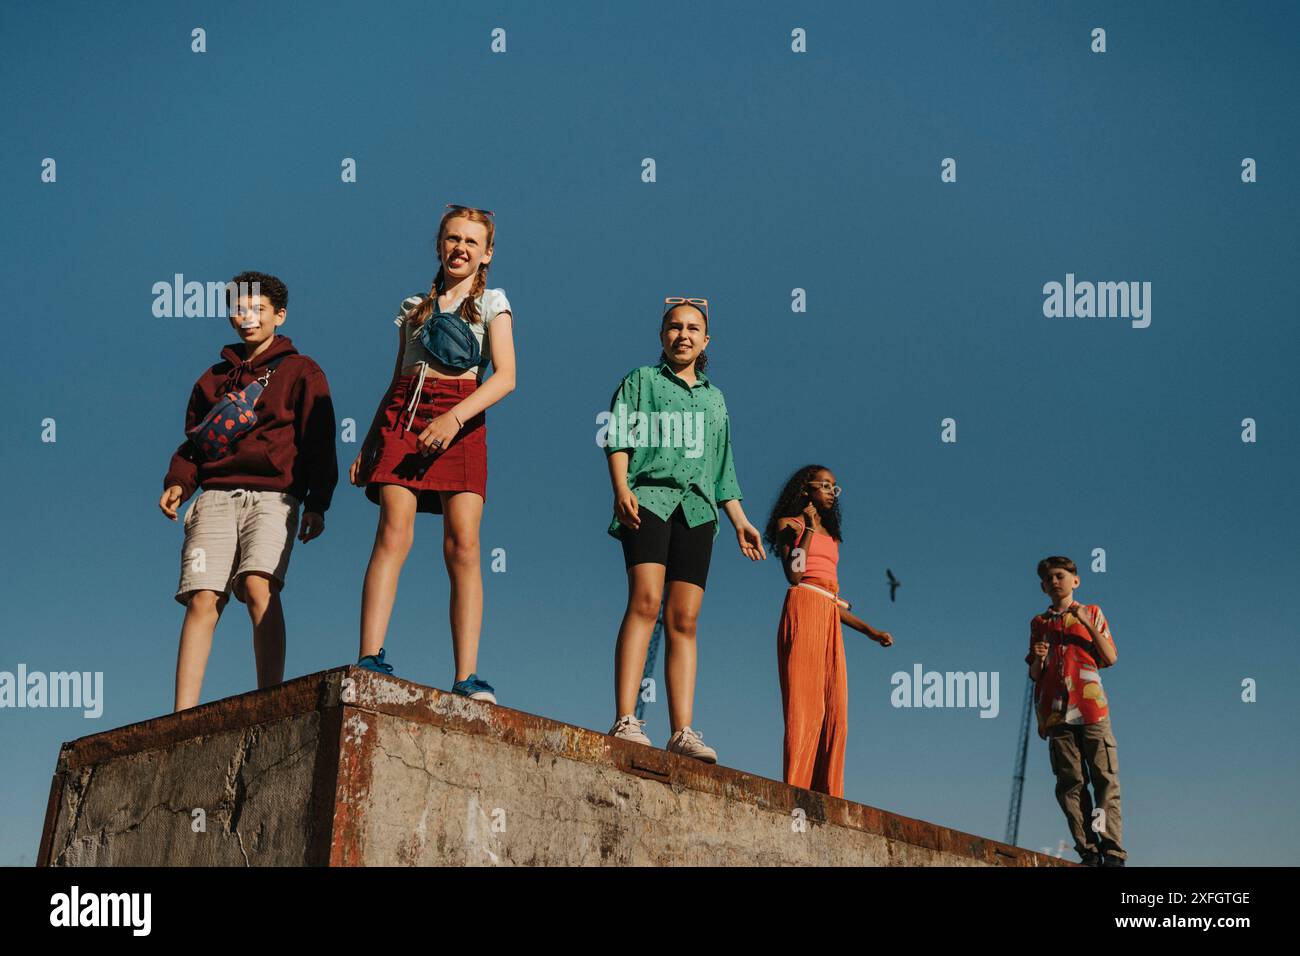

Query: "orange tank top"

xmin=790 ymin=519 xmax=839 ymax=584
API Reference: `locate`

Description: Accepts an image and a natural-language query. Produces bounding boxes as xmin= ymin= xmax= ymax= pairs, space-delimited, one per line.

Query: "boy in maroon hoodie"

xmin=159 ymin=272 xmax=337 ymax=711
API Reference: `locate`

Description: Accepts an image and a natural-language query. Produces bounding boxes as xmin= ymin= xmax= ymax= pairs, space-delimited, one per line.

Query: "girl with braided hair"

xmin=350 ymin=205 xmax=516 ymax=702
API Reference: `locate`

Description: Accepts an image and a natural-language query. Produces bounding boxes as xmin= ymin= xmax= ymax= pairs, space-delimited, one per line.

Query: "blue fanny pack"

xmin=187 ymin=355 xmax=290 ymax=461
xmin=419 ymin=305 xmax=481 ymax=373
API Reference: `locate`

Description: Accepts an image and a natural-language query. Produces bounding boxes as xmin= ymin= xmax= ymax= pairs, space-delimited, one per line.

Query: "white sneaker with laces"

xmin=609 ymin=714 xmax=652 ymax=746
xmin=666 ymin=726 xmax=717 ymax=764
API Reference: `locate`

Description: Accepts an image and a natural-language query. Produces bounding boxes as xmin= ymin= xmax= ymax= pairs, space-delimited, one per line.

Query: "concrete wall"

xmin=40 ymin=675 xmax=341 ymax=866
xmin=40 ymin=668 xmax=1066 ymax=867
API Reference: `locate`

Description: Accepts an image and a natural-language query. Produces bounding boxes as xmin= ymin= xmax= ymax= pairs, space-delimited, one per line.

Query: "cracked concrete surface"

xmin=350 ymin=713 xmax=978 ymax=866
xmin=48 ymin=715 xmax=322 ymax=866
xmin=41 ymin=668 xmax=1059 ymax=867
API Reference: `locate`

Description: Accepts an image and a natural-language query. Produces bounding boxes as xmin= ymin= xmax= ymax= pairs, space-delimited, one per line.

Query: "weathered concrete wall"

xmin=40 ymin=668 xmax=1067 ymax=867
xmin=40 ymin=675 xmax=342 ymax=866
xmin=46 ymin=717 xmax=320 ymax=866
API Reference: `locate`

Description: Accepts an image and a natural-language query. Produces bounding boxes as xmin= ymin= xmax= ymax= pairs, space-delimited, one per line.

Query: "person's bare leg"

xmin=663 ymin=580 xmax=705 ymax=732
xmin=614 ymin=563 xmax=666 ymax=718
xmin=174 ymin=590 xmax=228 ymax=711
xmin=240 ymin=572 xmax=286 ymax=688
xmin=441 ymin=490 xmax=484 ymax=681
xmin=358 ymin=485 xmax=418 ymax=659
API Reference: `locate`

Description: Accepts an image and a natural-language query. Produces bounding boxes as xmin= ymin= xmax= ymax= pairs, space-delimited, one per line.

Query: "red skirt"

xmin=361 ymin=371 xmax=487 ymax=514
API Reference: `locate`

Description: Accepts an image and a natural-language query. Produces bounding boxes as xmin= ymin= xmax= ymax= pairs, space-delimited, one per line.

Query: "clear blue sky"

xmin=2 ymin=1 xmax=1296 ymax=866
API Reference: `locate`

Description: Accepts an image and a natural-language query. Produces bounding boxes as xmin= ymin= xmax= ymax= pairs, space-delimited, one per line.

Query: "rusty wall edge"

xmin=36 ymin=670 xmax=347 ymax=866
xmin=36 ymin=666 xmax=1068 ymax=867
xmin=336 ymin=668 xmax=1067 ymax=867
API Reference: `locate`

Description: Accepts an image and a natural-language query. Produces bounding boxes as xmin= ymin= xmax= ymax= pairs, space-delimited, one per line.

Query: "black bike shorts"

xmin=618 ymin=503 xmax=716 ymax=589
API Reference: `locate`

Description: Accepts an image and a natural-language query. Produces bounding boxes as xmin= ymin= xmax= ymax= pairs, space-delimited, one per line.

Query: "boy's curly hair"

xmin=227 ymin=271 xmax=288 ymax=312
xmin=763 ymin=464 xmax=843 ymax=554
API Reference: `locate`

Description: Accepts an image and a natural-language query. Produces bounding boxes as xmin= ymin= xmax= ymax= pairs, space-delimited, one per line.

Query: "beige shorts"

xmin=175 ymin=489 xmax=300 ymax=605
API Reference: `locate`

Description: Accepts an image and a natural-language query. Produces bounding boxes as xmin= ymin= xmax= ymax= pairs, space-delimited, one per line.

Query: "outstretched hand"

xmin=736 ymin=522 xmax=766 ymax=561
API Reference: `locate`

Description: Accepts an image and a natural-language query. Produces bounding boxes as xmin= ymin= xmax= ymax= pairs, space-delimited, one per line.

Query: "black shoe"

xmin=1101 ymin=854 xmax=1126 ymax=867
xmin=1079 ymin=850 xmax=1102 ymax=867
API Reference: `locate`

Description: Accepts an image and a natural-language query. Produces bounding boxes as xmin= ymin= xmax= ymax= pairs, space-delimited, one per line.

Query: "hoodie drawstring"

xmin=221 ymin=363 xmax=244 ymax=395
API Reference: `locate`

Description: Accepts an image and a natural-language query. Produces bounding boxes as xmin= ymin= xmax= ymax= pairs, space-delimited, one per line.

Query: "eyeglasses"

xmin=445 ymin=203 xmax=495 ymax=217
xmin=664 ymin=296 xmax=709 ymax=320
xmin=806 ymin=480 xmax=842 ymax=497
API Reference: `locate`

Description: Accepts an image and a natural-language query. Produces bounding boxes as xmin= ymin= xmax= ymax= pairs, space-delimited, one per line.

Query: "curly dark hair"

xmin=763 ymin=464 xmax=843 ymax=554
xmin=658 ymin=302 xmax=709 ymax=373
xmin=227 ymin=270 xmax=288 ymax=312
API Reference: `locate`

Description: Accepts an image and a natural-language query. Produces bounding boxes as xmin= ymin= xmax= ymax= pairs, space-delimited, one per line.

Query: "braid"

xmin=409 ymin=207 xmax=496 ymax=328
xmin=463 ymin=261 xmax=490 ymax=325
xmin=407 ymin=266 xmax=447 ymax=330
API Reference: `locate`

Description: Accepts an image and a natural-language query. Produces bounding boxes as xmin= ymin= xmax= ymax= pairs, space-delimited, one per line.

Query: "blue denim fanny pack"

xmin=419 ymin=308 xmax=481 ymax=372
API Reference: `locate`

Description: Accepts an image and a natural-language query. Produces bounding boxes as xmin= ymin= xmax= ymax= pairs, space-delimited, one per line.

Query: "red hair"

xmin=406 ymin=207 xmax=497 ymax=328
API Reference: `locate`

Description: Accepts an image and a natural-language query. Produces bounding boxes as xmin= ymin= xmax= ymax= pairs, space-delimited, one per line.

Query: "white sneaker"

xmin=608 ymin=714 xmax=652 ymax=746
xmin=666 ymin=726 xmax=717 ymax=764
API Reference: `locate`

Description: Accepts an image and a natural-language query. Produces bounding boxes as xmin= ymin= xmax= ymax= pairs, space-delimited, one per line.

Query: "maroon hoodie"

xmin=163 ymin=335 xmax=338 ymax=515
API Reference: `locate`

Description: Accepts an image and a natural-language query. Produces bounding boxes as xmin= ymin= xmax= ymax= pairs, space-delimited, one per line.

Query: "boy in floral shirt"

xmin=1025 ymin=556 xmax=1127 ymax=867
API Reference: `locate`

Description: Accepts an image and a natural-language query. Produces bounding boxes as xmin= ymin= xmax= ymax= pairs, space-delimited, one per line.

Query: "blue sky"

xmin=1 ymin=1 xmax=1296 ymax=866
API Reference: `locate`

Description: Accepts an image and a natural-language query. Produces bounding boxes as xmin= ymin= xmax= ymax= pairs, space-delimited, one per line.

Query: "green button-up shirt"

xmin=602 ymin=361 xmax=743 ymax=539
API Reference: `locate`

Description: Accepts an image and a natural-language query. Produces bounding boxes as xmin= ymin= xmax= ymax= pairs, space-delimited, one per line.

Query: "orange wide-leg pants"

xmin=776 ymin=580 xmax=848 ymax=797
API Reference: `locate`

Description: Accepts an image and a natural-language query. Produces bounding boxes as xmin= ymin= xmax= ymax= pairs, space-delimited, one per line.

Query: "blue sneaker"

xmin=452 ymin=673 xmax=497 ymax=703
xmin=356 ymin=649 xmax=394 ymax=674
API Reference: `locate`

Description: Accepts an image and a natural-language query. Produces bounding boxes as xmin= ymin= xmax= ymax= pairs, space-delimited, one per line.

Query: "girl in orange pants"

xmin=765 ymin=465 xmax=895 ymax=797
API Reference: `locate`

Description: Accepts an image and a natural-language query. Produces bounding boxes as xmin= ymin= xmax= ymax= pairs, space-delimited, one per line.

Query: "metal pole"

xmin=1005 ymin=674 xmax=1033 ymax=846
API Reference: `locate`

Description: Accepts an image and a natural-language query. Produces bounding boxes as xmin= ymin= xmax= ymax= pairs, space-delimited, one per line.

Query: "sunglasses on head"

xmin=663 ymin=296 xmax=709 ymax=320
xmin=445 ymin=203 xmax=495 ymax=217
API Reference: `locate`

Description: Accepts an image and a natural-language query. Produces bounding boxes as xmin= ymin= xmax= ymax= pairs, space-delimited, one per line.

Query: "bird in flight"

xmin=886 ymin=569 xmax=901 ymax=602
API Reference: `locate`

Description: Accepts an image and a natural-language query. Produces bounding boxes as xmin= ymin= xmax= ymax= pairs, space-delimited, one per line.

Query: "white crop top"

xmin=394 ymin=287 xmax=512 ymax=381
